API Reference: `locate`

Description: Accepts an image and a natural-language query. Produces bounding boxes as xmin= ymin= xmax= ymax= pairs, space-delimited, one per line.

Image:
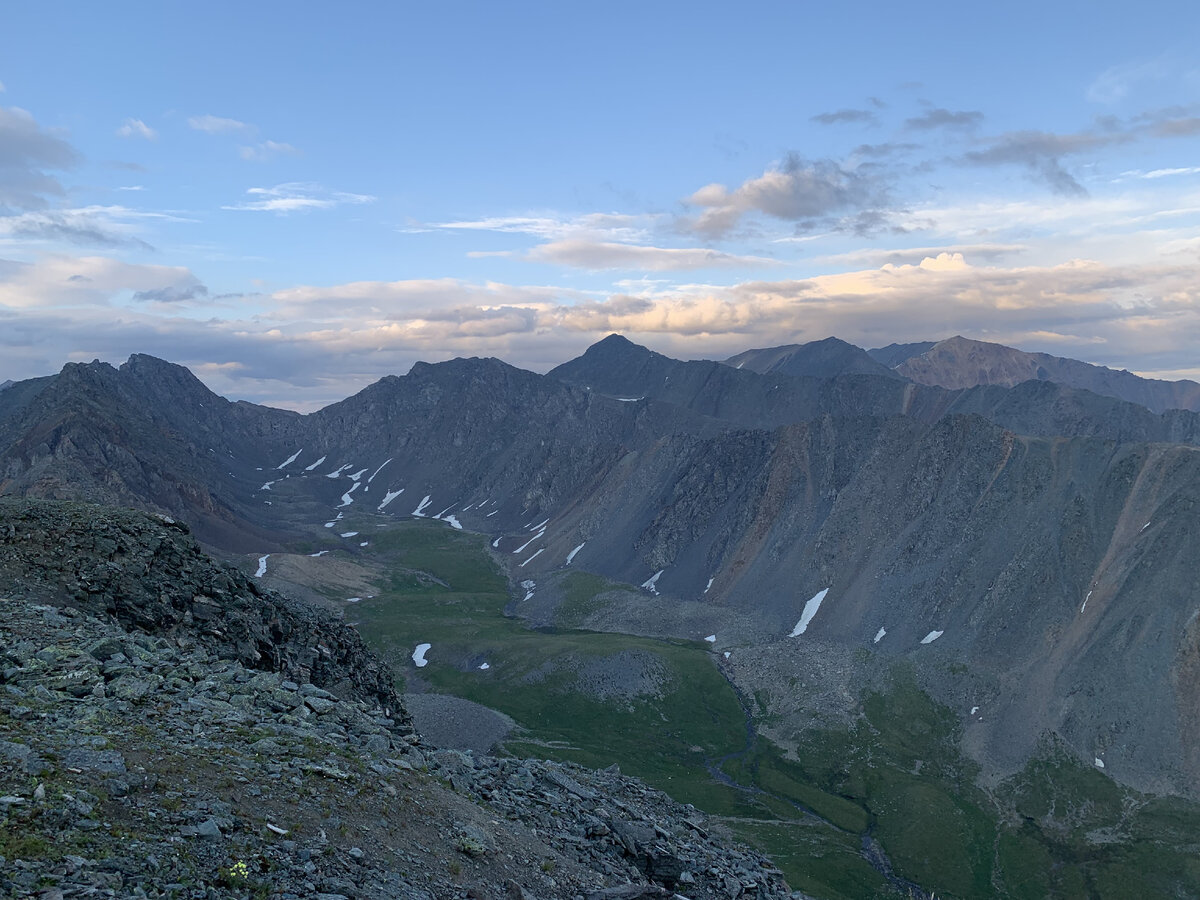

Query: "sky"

xmin=2 ymin=1 xmax=1200 ymax=410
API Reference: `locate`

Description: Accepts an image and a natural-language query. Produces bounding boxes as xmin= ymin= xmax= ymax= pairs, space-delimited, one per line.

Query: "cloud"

xmin=1087 ymin=60 xmax=1168 ymax=104
xmin=0 ymin=105 xmax=79 ymax=212
xmin=905 ymin=108 xmax=983 ymax=130
xmin=960 ymin=129 xmax=1128 ymax=195
xmin=0 ymin=254 xmax=208 ymax=310
xmin=239 ymin=140 xmax=300 ymax=162
xmin=430 ymin=212 xmax=651 ymax=243
xmin=0 ymin=205 xmax=193 ymax=249
xmin=4 ymin=252 xmax=1200 ymax=410
xmin=188 ymin=114 xmax=251 ymax=134
xmin=811 ymin=108 xmax=877 ymax=126
xmin=116 ymin=118 xmax=157 ymax=140
xmin=222 ymin=182 xmax=375 ymax=213
xmin=526 ymin=239 xmax=776 ymax=271
xmin=1152 ymin=117 xmax=1200 ymax=138
xmin=680 ymin=154 xmax=892 ymax=238
xmin=810 ymin=243 xmax=1028 ymax=268
xmin=132 ymin=282 xmax=209 ymax=303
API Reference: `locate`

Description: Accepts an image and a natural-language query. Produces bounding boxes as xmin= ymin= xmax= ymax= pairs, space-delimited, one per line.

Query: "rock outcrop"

xmin=0 ymin=498 xmax=405 ymax=722
xmin=0 ymin=587 xmax=790 ymax=899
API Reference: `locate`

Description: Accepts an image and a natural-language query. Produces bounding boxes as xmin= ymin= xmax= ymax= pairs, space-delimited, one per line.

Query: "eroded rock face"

xmin=0 ymin=498 xmax=406 ymax=724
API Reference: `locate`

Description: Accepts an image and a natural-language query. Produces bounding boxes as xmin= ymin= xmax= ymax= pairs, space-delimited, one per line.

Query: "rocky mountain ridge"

xmin=2 ymin=338 xmax=1200 ymax=804
xmin=0 ymin=499 xmax=791 ymax=900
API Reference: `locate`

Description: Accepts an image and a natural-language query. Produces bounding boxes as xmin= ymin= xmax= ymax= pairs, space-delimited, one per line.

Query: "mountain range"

xmin=3 ymin=333 xmax=1200 ymax=890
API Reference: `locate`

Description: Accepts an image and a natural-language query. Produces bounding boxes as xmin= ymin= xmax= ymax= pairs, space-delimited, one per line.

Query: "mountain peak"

xmin=724 ymin=337 xmax=903 ymax=380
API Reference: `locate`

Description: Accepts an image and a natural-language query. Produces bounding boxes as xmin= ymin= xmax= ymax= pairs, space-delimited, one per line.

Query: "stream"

xmin=706 ymin=669 xmax=935 ymax=900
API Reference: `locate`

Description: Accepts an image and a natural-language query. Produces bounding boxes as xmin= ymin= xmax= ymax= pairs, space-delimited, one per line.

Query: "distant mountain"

xmin=5 ymin=338 xmax=1200 ymax=803
xmin=0 ymin=379 xmax=13 ymax=391
xmin=887 ymin=335 xmax=1200 ymax=413
xmin=866 ymin=340 xmax=936 ymax=368
xmin=724 ymin=337 xmax=903 ymax=380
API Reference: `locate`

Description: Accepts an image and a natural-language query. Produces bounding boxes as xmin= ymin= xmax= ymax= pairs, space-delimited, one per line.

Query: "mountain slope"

xmin=2 ymin=341 xmax=1200 ymax=804
xmin=893 ymin=335 xmax=1200 ymax=413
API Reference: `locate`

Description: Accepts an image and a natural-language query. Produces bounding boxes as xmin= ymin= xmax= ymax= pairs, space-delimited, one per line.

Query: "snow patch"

xmin=338 ymin=481 xmax=361 ymax=507
xmin=309 ymin=550 xmax=329 ymax=558
xmin=1081 ymin=590 xmax=1092 ymax=613
xmin=442 ymin=515 xmax=463 ymax=530
xmin=254 ymin=555 xmax=269 ymax=578
xmin=345 ymin=597 xmax=361 ymax=604
xmin=970 ymin=706 xmax=979 ymax=715
xmin=723 ymin=651 xmax=731 ymax=659
xmin=359 ymin=541 xmax=368 ymax=547
xmin=304 ymin=455 xmax=327 ymax=471
xmin=565 ymin=542 xmax=585 ymax=565
xmin=790 ymin=588 xmax=830 ymax=636
xmin=368 ymin=459 xmax=392 ymax=483
xmin=412 ymin=644 xmax=431 ymax=668
xmin=1141 ymin=521 xmax=1151 ymax=532
xmin=324 ymin=522 xmax=336 ymax=528
xmin=259 ymin=481 xmax=275 ymax=491
xmin=527 ymin=518 xmax=549 ymax=532
xmin=1094 ymin=757 xmax=1105 ymax=769
xmin=326 ymin=464 xmax=353 ymax=479
xmin=378 ymin=488 xmax=404 ymax=510
xmin=513 ymin=529 xmax=545 ymax=554
xmin=616 ymin=397 xmax=643 ymax=402
xmin=478 ymin=662 xmax=490 ymax=670
xmin=523 ymin=591 xmax=534 ymax=601
xmin=413 ymin=495 xmax=433 ymax=517
xmin=641 ymin=570 xmax=664 ymax=595
xmin=486 ymin=509 xmax=498 ymax=517
xmin=704 ymin=577 xmax=714 ymax=594
xmin=519 ymin=548 xmax=544 ymax=567
xmin=920 ymin=630 xmax=944 ymax=644
xmin=276 ymin=449 xmax=303 ymax=469
xmin=704 ymin=634 xmax=716 ymax=643
xmin=873 ymin=627 xmax=887 ymax=644
xmin=340 ymin=531 xmax=358 ymax=538
xmin=491 ymin=537 xmax=501 ymax=548
xmin=348 ymin=468 xmax=369 ymax=482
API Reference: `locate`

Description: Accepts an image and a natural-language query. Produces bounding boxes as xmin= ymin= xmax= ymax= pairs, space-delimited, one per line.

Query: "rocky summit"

xmin=0 ymin=500 xmax=790 ymax=900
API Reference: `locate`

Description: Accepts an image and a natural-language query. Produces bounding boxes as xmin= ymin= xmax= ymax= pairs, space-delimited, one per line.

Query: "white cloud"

xmin=222 ymin=182 xmax=375 ymax=213
xmin=116 ymin=118 xmax=157 ymax=140
xmin=0 ymin=254 xmax=207 ymax=310
xmin=1087 ymin=60 xmax=1168 ymax=104
xmin=239 ymin=140 xmax=300 ymax=162
xmin=0 ymin=105 xmax=78 ymax=211
xmin=188 ymin=114 xmax=251 ymax=134
xmin=527 ymin=239 xmax=777 ymax=271
xmin=0 ymin=205 xmax=194 ymax=249
xmin=430 ymin=212 xmax=652 ymax=243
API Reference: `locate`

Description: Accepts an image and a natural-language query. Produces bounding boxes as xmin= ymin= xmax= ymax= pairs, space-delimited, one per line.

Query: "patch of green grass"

xmin=732 ymin=820 xmax=900 ymax=900
xmin=553 ymin=570 xmax=623 ymax=627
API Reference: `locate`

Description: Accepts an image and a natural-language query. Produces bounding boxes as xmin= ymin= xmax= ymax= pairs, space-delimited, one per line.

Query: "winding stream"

xmin=706 ymin=669 xmax=935 ymax=899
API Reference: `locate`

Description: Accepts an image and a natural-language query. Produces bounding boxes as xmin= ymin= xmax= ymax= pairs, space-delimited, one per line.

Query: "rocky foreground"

xmin=0 ymin=501 xmax=792 ymax=900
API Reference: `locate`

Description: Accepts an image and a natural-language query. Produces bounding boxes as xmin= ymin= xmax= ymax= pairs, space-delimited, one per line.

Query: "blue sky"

xmin=2 ymin=1 xmax=1199 ymax=408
